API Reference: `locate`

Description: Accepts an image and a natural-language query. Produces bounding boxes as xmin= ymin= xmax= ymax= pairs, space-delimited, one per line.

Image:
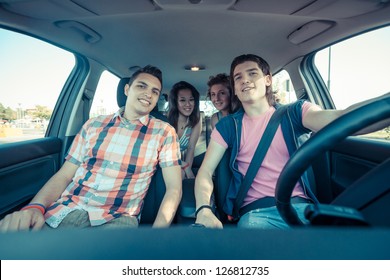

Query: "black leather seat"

xmin=213 ymin=150 xmax=232 ymax=224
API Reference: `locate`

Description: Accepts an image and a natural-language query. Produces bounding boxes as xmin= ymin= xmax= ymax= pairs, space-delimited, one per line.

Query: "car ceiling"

xmin=1 ymin=0 xmax=389 ymax=97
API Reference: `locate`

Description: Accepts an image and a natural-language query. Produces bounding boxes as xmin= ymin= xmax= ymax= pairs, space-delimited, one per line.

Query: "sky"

xmin=1 ymin=26 xmax=390 ymax=113
xmin=0 ymin=30 xmax=75 ymax=109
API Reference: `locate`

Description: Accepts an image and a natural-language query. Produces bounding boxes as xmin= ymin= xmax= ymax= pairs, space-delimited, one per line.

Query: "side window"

xmin=314 ymin=26 xmax=390 ymax=140
xmin=200 ymin=100 xmax=217 ymax=117
xmin=0 ymin=28 xmax=75 ymax=144
xmin=273 ymin=70 xmax=297 ymax=104
xmin=90 ymin=71 xmax=120 ymax=117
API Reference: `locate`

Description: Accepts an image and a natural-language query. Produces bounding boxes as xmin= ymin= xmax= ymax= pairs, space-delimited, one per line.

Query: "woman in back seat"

xmin=168 ymin=81 xmax=201 ymax=179
xmin=207 ymin=73 xmax=240 ymax=130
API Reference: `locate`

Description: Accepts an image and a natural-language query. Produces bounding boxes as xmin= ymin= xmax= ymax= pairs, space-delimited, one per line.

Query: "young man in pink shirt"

xmin=194 ymin=54 xmax=389 ymax=229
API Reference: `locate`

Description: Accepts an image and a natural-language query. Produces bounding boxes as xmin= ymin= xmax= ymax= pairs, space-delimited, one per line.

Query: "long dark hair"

xmin=168 ymin=81 xmax=200 ymax=129
xmin=230 ymin=54 xmax=277 ymax=106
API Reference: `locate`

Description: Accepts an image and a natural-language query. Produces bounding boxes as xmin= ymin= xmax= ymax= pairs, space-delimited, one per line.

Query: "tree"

xmin=0 ymin=103 xmax=16 ymax=121
xmin=32 ymin=105 xmax=52 ymax=120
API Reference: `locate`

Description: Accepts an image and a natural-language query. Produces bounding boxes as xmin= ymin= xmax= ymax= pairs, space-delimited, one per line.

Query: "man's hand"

xmin=184 ymin=168 xmax=195 ymax=179
xmin=195 ymin=208 xmax=223 ymax=229
xmin=0 ymin=209 xmax=45 ymax=232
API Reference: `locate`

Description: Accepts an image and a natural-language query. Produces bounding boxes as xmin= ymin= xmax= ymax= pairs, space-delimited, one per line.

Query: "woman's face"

xmin=210 ymin=84 xmax=230 ymax=112
xmin=177 ymin=88 xmax=195 ymax=117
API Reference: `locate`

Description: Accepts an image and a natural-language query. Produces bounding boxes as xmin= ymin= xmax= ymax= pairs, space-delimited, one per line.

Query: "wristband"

xmin=21 ymin=203 xmax=46 ymax=215
xmin=181 ymin=163 xmax=190 ymax=170
xmin=195 ymin=205 xmax=213 ymax=217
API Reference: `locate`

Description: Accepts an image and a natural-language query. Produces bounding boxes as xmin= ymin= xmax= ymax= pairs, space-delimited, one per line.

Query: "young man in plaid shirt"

xmin=0 ymin=65 xmax=182 ymax=231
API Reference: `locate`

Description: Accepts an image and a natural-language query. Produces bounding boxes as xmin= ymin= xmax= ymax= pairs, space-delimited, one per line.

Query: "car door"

xmin=0 ymin=28 xmax=83 ymax=218
xmin=302 ymin=26 xmax=390 ymax=204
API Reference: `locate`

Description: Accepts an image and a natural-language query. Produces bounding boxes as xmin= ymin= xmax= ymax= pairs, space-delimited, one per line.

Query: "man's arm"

xmin=0 ymin=161 xmax=78 ymax=232
xmin=153 ymin=165 xmax=182 ymax=227
xmin=303 ymin=93 xmax=390 ymax=134
xmin=194 ymin=140 xmax=226 ymax=228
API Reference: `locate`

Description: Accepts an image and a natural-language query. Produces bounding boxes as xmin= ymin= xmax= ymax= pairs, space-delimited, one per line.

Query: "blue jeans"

xmin=237 ymin=203 xmax=311 ymax=229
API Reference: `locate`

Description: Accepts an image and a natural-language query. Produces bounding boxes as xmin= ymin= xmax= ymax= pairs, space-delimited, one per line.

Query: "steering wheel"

xmin=275 ymin=93 xmax=390 ymax=226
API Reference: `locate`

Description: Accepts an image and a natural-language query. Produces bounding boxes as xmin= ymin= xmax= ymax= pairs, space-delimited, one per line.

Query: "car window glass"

xmin=273 ymin=70 xmax=297 ymax=104
xmin=200 ymin=100 xmax=217 ymax=117
xmin=314 ymin=26 xmax=390 ymax=141
xmin=0 ymin=28 xmax=75 ymax=144
xmin=90 ymin=71 xmax=120 ymax=117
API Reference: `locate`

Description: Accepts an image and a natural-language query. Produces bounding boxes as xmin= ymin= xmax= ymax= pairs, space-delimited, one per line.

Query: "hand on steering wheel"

xmin=275 ymin=93 xmax=390 ymax=226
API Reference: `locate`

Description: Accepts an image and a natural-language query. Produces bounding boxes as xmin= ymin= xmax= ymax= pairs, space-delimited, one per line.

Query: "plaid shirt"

xmin=45 ymin=108 xmax=181 ymax=227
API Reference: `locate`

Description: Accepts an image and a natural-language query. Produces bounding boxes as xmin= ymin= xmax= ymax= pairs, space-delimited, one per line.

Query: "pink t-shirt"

xmin=211 ymin=102 xmax=317 ymax=206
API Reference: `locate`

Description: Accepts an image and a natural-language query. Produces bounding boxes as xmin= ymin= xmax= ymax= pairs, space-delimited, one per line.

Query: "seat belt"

xmin=232 ymin=104 xmax=289 ymax=220
xmin=82 ymin=89 xmax=94 ymax=121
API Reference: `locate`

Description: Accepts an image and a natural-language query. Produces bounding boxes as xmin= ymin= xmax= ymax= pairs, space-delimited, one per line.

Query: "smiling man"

xmin=194 ymin=54 xmax=390 ymax=229
xmin=0 ymin=65 xmax=182 ymax=231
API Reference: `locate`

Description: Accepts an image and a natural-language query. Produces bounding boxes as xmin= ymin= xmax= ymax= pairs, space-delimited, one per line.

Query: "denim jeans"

xmin=43 ymin=209 xmax=138 ymax=229
xmin=237 ymin=203 xmax=311 ymax=229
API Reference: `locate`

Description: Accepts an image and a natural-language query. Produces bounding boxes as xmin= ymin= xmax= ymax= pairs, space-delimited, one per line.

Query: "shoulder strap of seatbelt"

xmin=232 ymin=104 xmax=289 ymax=220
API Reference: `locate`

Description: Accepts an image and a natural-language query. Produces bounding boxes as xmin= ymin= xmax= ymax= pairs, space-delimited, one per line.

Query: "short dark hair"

xmin=230 ymin=54 xmax=276 ymax=106
xmin=128 ymin=65 xmax=163 ymax=89
xmin=168 ymin=81 xmax=200 ymax=129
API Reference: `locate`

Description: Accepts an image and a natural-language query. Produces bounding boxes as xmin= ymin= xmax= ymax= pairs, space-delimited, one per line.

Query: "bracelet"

xmin=21 ymin=203 xmax=46 ymax=215
xmin=195 ymin=205 xmax=213 ymax=217
xmin=181 ymin=163 xmax=190 ymax=170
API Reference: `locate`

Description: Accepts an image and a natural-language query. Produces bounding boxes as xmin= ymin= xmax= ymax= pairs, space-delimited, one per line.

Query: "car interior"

xmin=0 ymin=0 xmax=390 ymax=259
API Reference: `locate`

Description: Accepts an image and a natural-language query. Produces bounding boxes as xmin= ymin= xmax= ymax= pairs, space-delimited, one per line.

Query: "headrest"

xmin=117 ymin=77 xmax=130 ymax=108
